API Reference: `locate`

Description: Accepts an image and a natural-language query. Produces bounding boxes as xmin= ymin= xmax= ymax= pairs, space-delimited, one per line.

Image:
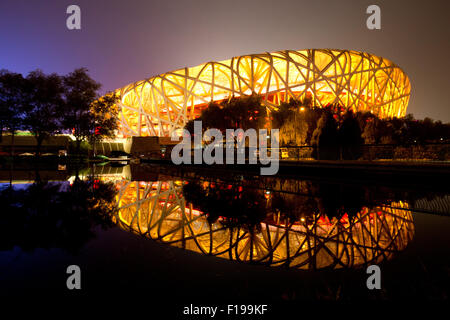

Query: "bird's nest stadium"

xmin=111 ymin=49 xmax=411 ymax=137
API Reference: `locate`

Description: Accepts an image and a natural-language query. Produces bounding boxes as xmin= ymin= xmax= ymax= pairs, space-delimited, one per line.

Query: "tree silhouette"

xmin=22 ymin=70 xmax=64 ymax=157
xmin=0 ymin=178 xmax=117 ymax=253
xmin=185 ymin=95 xmax=267 ymax=134
xmin=182 ymin=180 xmax=268 ymax=230
xmin=271 ymin=100 xmax=295 ymax=129
xmin=0 ymin=70 xmax=26 ymax=154
xmin=311 ymin=110 xmax=339 ymax=159
xmin=338 ymin=110 xmax=363 ymax=159
xmin=62 ymin=68 xmax=102 ymax=155
xmin=88 ymin=92 xmax=119 ymax=155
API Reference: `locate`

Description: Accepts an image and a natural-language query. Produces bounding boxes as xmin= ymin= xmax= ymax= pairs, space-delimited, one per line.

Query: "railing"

xmin=160 ymin=143 xmax=450 ymax=162
xmin=277 ymin=143 xmax=450 ymax=161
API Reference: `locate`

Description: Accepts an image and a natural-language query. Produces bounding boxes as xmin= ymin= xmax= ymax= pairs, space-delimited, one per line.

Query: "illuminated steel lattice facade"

xmin=115 ymin=49 xmax=411 ymax=137
xmin=113 ymin=180 xmax=414 ymax=269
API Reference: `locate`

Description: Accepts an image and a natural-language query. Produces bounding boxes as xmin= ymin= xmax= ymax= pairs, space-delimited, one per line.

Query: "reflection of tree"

xmin=0 ymin=178 xmax=116 ymax=253
xmin=114 ymin=179 xmax=415 ymax=270
xmin=182 ymin=181 xmax=267 ymax=229
xmin=263 ymin=176 xmax=449 ymax=217
xmin=270 ymin=191 xmax=317 ymax=221
xmin=313 ymin=183 xmax=366 ymax=218
xmin=183 ymin=178 xmax=368 ymax=224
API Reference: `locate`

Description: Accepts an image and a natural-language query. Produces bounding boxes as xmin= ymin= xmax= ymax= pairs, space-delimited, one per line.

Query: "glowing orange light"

xmin=110 ymin=49 xmax=411 ymax=137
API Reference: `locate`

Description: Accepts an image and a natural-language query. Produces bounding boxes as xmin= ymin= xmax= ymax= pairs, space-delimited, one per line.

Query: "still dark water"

xmin=1 ymin=164 xmax=450 ymax=308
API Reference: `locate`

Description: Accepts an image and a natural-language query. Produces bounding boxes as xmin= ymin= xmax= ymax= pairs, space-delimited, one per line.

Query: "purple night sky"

xmin=0 ymin=0 xmax=449 ymax=121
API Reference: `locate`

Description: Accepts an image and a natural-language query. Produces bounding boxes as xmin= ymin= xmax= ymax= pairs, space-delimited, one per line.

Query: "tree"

xmin=311 ymin=111 xmax=339 ymax=159
xmin=62 ymin=68 xmax=101 ymax=155
xmin=271 ymin=100 xmax=295 ymax=129
xmin=271 ymin=98 xmax=320 ymax=146
xmin=88 ymin=92 xmax=119 ymax=155
xmin=362 ymin=117 xmax=382 ymax=144
xmin=200 ymin=101 xmax=227 ymax=131
xmin=433 ymin=121 xmax=450 ymax=142
xmin=22 ymin=70 xmax=64 ymax=156
xmin=0 ymin=70 xmax=26 ymax=155
xmin=185 ymin=95 xmax=267 ymax=137
xmin=225 ymin=95 xmax=267 ymax=131
xmin=338 ymin=110 xmax=363 ymax=159
xmin=184 ymin=119 xmax=195 ymax=136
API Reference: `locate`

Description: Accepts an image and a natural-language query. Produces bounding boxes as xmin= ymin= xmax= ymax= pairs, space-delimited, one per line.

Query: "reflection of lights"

xmin=113 ymin=180 xmax=415 ymax=270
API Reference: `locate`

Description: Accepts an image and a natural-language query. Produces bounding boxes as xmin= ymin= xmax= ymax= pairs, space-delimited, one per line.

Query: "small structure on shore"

xmin=0 ymin=135 xmax=71 ymax=156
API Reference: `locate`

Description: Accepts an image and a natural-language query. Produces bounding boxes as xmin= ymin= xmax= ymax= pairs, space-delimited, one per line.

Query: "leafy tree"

xmin=303 ymin=107 xmax=322 ymax=145
xmin=225 ymin=95 xmax=267 ymax=131
xmin=338 ymin=110 xmax=363 ymax=159
xmin=200 ymin=101 xmax=227 ymax=131
xmin=184 ymin=94 xmax=268 ymax=146
xmin=182 ymin=93 xmax=450 ymax=156
xmin=271 ymin=100 xmax=295 ymax=129
xmin=303 ymin=92 xmax=313 ymax=108
xmin=362 ymin=117 xmax=383 ymax=144
xmin=311 ymin=110 xmax=339 ymax=159
xmin=272 ymin=99 xmax=320 ymax=146
xmin=62 ymin=68 xmax=101 ymax=155
xmin=88 ymin=92 xmax=119 ymax=155
xmin=0 ymin=70 xmax=26 ymax=154
xmin=22 ymin=70 xmax=64 ymax=156
xmin=433 ymin=121 xmax=450 ymax=142
xmin=184 ymin=119 xmax=195 ymax=136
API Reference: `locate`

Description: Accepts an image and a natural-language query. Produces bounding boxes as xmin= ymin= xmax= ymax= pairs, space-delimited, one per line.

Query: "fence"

xmin=152 ymin=143 xmax=450 ymax=162
xmin=277 ymin=143 xmax=450 ymax=161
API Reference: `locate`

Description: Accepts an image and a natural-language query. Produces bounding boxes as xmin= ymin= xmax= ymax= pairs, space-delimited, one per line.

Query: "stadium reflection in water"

xmin=112 ymin=179 xmax=414 ymax=270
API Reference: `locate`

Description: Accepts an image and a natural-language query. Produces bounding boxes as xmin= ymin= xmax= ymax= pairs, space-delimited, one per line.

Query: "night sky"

xmin=1 ymin=0 xmax=449 ymax=121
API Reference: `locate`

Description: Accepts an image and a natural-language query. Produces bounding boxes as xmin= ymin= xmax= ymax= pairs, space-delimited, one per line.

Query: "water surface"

xmin=1 ymin=164 xmax=449 ymax=303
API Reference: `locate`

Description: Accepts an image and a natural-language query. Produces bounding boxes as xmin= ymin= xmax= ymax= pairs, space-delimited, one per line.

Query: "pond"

xmin=1 ymin=164 xmax=449 ymax=308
